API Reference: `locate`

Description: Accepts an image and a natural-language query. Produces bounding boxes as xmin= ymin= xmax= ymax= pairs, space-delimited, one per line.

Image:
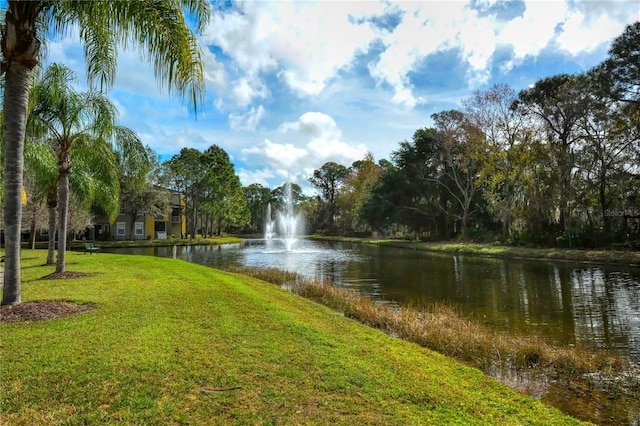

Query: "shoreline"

xmin=308 ymin=236 xmax=640 ymax=267
xmin=15 ymin=235 xmax=639 ymax=267
xmin=17 ymin=235 xmax=243 ymax=251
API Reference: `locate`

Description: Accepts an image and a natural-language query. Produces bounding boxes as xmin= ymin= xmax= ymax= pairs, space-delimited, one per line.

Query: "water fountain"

xmin=264 ymin=182 xmax=302 ymax=251
xmin=278 ymin=182 xmax=300 ymax=251
xmin=264 ymin=203 xmax=275 ymax=240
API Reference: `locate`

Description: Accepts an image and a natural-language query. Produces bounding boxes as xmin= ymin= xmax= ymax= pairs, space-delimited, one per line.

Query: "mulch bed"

xmin=39 ymin=271 xmax=95 ymax=280
xmin=1 ymin=301 xmax=96 ymax=323
xmin=1 ymin=271 xmax=97 ymax=323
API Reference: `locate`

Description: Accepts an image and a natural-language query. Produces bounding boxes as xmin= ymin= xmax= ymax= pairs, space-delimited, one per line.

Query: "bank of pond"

xmin=2 ymin=251 xmax=585 ymax=425
xmin=99 ymin=238 xmax=640 ymax=424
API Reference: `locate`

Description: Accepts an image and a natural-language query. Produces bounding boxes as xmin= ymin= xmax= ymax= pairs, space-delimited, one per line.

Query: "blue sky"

xmin=43 ymin=0 xmax=639 ymax=194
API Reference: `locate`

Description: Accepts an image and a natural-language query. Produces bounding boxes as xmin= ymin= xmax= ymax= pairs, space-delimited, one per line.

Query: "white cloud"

xmin=368 ymin=2 xmax=498 ymax=107
xmin=229 ymin=76 xmax=269 ymax=108
xmin=229 ymin=105 xmax=265 ymax=131
xmin=279 ymin=112 xmax=368 ymax=163
xmin=496 ymin=0 xmax=637 ymax=73
xmin=202 ymin=0 xmax=638 ymax=111
xmin=242 ymin=138 xmax=308 ymax=170
xmin=269 ymin=2 xmax=377 ymax=96
xmin=240 ymin=112 xmax=368 ymax=189
xmin=202 ymin=48 xmax=227 ymax=93
xmin=498 ymin=0 xmax=567 ymax=66
xmin=237 ymin=167 xmax=277 ymax=187
xmin=202 ymin=4 xmax=278 ymax=75
xmin=457 ymin=9 xmax=496 ymax=88
xmin=307 ymin=138 xmax=368 ymax=165
xmin=556 ymin=11 xmax=625 ymax=55
xmin=139 ymin=126 xmax=212 ymax=157
xmin=279 ymin=112 xmax=340 ymax=139
xmin=203 ymin=1 xmax=378 ymax=100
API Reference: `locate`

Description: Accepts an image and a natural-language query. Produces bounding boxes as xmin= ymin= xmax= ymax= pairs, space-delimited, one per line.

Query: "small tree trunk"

xmin=47 ymin=195 xmax=58 ymax=266
xmin=190 ymin=207 xmax=197 ymax=240
xmin=56 ymin=171 xmax=71 ymax=273
xmin=29 ymin=212 xmax=37 ymax=250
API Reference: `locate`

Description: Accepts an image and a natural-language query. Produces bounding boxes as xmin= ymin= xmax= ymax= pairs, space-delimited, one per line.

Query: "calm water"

xmin=105 ymin=239 xmax=640 ymax=363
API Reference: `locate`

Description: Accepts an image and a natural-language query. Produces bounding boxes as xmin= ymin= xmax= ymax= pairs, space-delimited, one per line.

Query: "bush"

xmin=463 ymin=227 xmax=499 ymax=243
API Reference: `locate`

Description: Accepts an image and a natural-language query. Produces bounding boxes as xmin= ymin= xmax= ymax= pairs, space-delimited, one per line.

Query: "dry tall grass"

xmin=227 ymin=266 xmax=639 ymax=401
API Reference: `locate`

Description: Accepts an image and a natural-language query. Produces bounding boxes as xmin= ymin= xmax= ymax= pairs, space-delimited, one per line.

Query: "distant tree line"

xmin=243 ymin=23 xmax=640 ymax=248
xmin=163 ymin=145 xmax=249 ymax=238
xmin=9 ymin=23 xmax=638 ymax=258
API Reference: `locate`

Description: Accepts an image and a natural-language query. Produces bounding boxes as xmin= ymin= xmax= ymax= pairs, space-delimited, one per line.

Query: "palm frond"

xmin=48 ymin=0 xmax=209 ymax=113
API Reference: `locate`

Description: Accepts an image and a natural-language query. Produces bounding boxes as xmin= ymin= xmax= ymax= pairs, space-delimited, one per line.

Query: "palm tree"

xmin=24 ymin=135 xmax=119 ymax=266
xmin=28 ymin=63 xmax=142 ymax=273
xmin=1 ymin=1 xmax=209 ymax=304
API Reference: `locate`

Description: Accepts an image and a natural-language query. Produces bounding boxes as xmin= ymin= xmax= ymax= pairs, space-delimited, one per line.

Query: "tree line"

xmin=13 ymin=22 xmax=639 ymax=254
xmin=247 ymin=23 xmax=639 ymax=248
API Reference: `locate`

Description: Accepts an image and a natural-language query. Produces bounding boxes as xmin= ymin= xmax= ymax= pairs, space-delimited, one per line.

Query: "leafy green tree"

xmin=597 ymin=21 xmax=640 ymax=105
xmin=573 ymin=74 xmax=638 ymax=239
xmin=244 ymin=183 xmax=274 ymax=234
xmin=119 ymin=149 xmax=170 ymax=239
xmin=165 ymin=148 xmax=204 ymax=239
xmin=200 ymin=145 xmax=249 ymax=235
xmin=271 ymin=182 xmax=305 ymax=208
xmin=336 ymin=152 xmax=381 ymax=235
xmin=431 ymin=110 xmax=485 ymax=238
xmin=516 ymin=74 xmax=588 ymax=233
xmin=1 ymin=0 xmax=210 ymax=305
xmin=165 ymin=146 xmax=249 ymax=237
xmin=360 ymin=162 xmax=406 ymax=235
xmin=27 ymin=63 xmax=140 ymax=273
xmin=384 ymin=129 xmax=448 ymax=237
xmin=309 ymin=161 xmax=349 ymax=233
xmin=463 ymin=84 xmax=531 ymax=237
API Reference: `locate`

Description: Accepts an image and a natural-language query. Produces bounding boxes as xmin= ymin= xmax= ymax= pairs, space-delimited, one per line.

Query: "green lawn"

xmin=1 ymin=251 xmax=585 ymax=425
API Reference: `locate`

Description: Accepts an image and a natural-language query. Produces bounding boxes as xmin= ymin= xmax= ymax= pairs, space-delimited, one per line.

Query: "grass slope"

xmin=1 ymin=251 xmax=584 ymax=425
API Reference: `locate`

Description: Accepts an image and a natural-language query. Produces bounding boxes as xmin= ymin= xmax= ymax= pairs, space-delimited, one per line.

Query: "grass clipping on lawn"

xmin=1 ymin=251 xmax=583 ymax=425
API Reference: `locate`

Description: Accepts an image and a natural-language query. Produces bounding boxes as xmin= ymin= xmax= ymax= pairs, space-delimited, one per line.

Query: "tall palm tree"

xmin=28 ymin=63 xmax=142 ymax=273
xmin=1 ymin=1 xmax=209 ymax=304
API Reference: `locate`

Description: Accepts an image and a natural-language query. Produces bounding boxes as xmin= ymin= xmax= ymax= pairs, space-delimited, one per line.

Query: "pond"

xmin=105 ymin=238 xmax=640 ymax=363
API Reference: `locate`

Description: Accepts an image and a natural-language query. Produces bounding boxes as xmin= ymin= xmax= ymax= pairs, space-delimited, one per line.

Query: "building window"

xmin=135 ymin=222 xmax=144 ymax=236
xmin=116 ymin=222 xmax=126 ymax=236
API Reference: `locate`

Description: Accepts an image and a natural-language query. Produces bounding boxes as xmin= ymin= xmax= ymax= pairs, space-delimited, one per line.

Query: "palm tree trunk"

xmin=2 ymin=1 xmax=42 ymax=305
xmin=47 ymin=205 xmax=57 ymax=265
xmin=2 ymin=63 xmax=31 ymax=305
xmin=29 ymin=211 xmax=37 ymax=250
xmin=45 ymin=188 xmax=58 ymax=265
xmin=56 ymin=172 xmax=71 ymax=273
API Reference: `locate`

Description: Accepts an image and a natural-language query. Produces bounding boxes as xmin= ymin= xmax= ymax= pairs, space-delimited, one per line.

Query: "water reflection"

xmin=104 ymin=239 xmax=640 ymax=362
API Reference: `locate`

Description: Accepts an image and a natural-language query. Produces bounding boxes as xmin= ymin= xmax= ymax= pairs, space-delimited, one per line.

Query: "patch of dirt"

xmin=1 ymin=301 xmax=96 ymax=323
xmin=39 ymin=271 xmax=95 ymax=280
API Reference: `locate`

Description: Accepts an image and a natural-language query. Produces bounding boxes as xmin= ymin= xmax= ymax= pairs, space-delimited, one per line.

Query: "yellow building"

xmin=93 ymin=191 xmax=186 ymax=240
